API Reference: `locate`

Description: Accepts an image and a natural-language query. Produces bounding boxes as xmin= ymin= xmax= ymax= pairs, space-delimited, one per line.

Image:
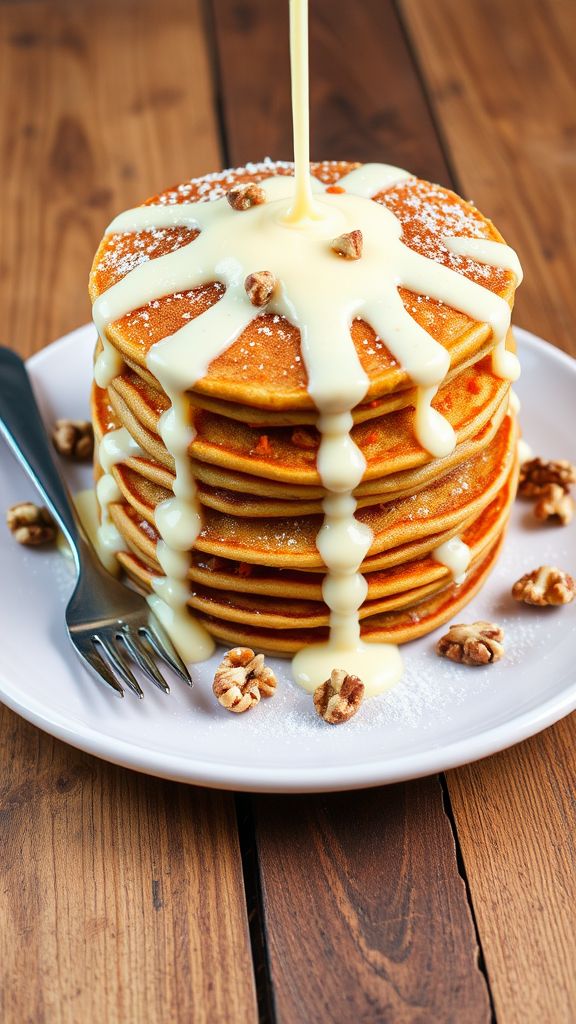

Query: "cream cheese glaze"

xmin=91 ymin=0 xmax=522 ymax=693
xmin=432 ymin=537 xmax=472 ymax=586
xmin=96 ymin=427 xmax=146 ymax=573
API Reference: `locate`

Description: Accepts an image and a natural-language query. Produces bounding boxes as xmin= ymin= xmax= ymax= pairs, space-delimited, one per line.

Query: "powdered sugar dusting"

xmin=382 ymin=178 xmax=509 ymax=291
xmin=92 ymin=160 xmax=510 ymax=299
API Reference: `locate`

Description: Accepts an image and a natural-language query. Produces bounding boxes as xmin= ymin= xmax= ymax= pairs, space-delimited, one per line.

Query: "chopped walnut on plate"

xmin=213 ymin=647 xmax=277 ymax=713
xmin=533 ymin=483 xmax=574 ymax=525
xmin=52 ymin=419 xmax=94 ymax=460
xmin=313 ymin=668 xmax=365 ymax=724
xmin=6 ymin=502 xmax=57 ymax=546
xmin=436 ymin=621 xmax=504 ymax=666
xmin=512 ymin=565 xmax=576 ymax=606
xmin=518 ymin=457 xmax=576 ymax=498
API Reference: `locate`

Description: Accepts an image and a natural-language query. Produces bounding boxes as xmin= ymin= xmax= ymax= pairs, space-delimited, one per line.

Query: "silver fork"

xmin=0 ymin=347 xmax=192 ymax=698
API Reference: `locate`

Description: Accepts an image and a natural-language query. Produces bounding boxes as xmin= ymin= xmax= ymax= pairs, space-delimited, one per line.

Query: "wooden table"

xmin=1 ymin=2 xmax=575 ymax=1020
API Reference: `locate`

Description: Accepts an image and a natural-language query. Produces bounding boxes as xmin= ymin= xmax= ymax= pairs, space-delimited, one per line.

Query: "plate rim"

xmin=0 ymin=324 xmax=574 ymax=792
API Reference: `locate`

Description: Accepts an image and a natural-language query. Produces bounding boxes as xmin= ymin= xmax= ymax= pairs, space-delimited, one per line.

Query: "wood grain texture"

xmin=211 ymin=0 xmax=451 ymax=182
xmin=0 ymin=3 xmax=256 ymax=1022
xmin=400 ymin=1 xmax=576 ymax=1018
xmin=0 ymin=708 xmax=257 ymax=1024
xmin=255 ymin=783 xmax=489 ymax=1023
xmin=0 ymin=0 xmax=221 ymax=357
xmin=1 ymin=0 xmax=573 ymax=1021
xmin=447 ymin=720 xmax=576 ymax=1024
xmin=400 ymin=0 xmax=576 ymax=356
xmin=212 ymin=2 xmax=490 ymax=1019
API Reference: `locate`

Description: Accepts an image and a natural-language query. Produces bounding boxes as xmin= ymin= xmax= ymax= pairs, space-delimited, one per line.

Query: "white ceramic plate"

xmin=1 ymin=325 xmax=575 ymax=792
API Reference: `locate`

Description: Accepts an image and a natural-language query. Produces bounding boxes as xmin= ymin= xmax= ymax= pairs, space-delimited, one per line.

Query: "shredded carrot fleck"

xmin=291 ymin=428 xmax=318 ymax=450
xmin=252 ymin=434 xmax=272 ymax=456
xmin=205 ymin=556 xmax=225 ymax=572
xmin=466 ymin=377 xmax=482 ymax=395
xmin=326 ymin=185 xmax=345 ymax=194
xmin=365 ymin=429 xmax=379 ymax=446
xmin=436 ymin=394 xmax=453 ymax=413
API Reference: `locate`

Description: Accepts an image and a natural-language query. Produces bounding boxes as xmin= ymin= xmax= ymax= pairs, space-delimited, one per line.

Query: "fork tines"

xmin=72 ymin=617 xmax=192 ymax=698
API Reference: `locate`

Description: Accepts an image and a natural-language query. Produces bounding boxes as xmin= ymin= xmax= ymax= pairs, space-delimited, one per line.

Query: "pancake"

xmin=89 ymin=159 xmax=521 ymax=680
xmin=110 ymin=491 xmax=480 ymax=575
xmin=93 ymin=378 xmax=510 ymax=515
xmin=106 ymin=412 xmax=516 ymax=568
xmin=101 ymin=327 xmax=512 ymax=428
xmin=116 ymin=459 xmax=515 ymax=606
xmin=101 ymin=355 xmax=510 ymax=486
xmin=90 ymin=162 xmax=516 ymax=413
xmin=123 ymin=533 xmax=504 ymax=656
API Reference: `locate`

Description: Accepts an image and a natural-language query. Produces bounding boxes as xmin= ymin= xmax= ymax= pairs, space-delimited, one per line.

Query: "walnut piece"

xmin=245 ymin=270 xmax=276 ymax=307
xmin=436 ymin=621 xmax=504 ymax=666
xmin=226 ymin=182 xmax=266 ymax=211
xmin=533 ymin=483 xmax=574 ymax=525
xmin=6 ymin=502 xmax=57 ymax=546
xmin=518 ymin=457 xmax=576 ymax=498
xmin=52 ymin=418 xmax=94 ymax=460
xmin=313 ymin=668 xmax=365 ymax=724
xmin=213 ymin=647 xmax=277 ymax=713
xmin=331 ymin=229 xmax=363 ymax=260
xmin=512 ymin=565 xmax=576 ymax=606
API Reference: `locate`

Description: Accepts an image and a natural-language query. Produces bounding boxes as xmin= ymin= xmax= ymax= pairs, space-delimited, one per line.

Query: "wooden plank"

xmin=255 ymin=783 xmax=490 ymax=1023
xmin=0 ymin=0 xmax=221 ymax=357
xmin=400 ymin=0 xmax=576 ymax=357
xmin=447 ymin=723 xmax=576 ymax=1024
xmin=211 ymin=0 xmax=451 ymax=182
xmin=399 ymin=1 xmax=576 ymax=1019
xmin=0 ymin=709 xmax=257 ymax=1024
xmin=212 ymin=2 xmax=490 ymax=1019
xmin=0 ymin=3 xmax=257 ymax=1021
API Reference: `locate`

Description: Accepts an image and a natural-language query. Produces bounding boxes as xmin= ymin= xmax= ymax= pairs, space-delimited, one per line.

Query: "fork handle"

xmin=0 ymin=347 xmax=82 ymax=563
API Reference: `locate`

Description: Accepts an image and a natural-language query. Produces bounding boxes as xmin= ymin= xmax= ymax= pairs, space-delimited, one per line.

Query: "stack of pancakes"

xmin=90 ymin=160 xmax=519 ymax=656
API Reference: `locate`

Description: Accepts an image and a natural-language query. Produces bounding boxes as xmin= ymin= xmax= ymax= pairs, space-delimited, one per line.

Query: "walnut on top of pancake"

xmin=89 ymin=161 xmax=518 ymax=415
xmin=226 ymin=181 xmax=266 ymax=211
xmin=331 ymin=229 xmax=363 ymax=260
